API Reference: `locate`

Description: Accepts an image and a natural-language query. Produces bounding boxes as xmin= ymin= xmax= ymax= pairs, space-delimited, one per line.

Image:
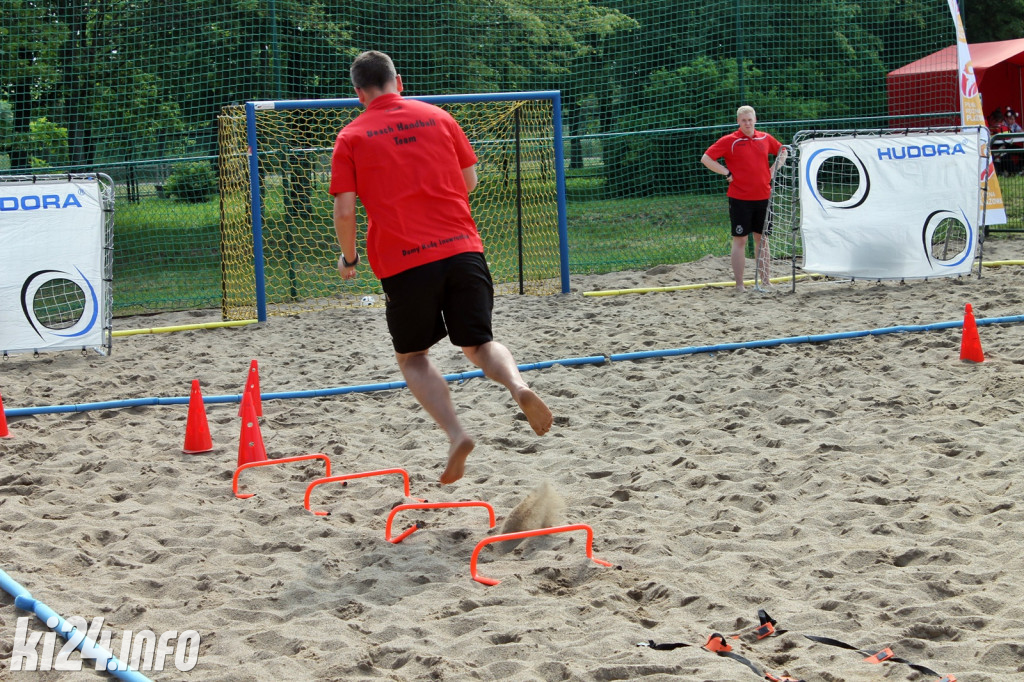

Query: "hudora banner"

xmin=0 ymin=177 xmax=110 ymax=356
xmin=800 ymin=131 xmax=983 ymax=280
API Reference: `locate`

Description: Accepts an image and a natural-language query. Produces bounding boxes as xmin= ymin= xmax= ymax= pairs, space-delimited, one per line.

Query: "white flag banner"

xmin=0 ymin=179 xmax=108 ymax=354
xmin=947 ymin=0 xmax=1005 ymax=224
xmin=799 ymin=130 xmax=983 ymax=280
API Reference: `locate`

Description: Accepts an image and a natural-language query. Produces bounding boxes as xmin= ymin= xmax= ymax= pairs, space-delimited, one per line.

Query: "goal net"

xmin=218 ymin=93 xmax=567 ymax=321
xmin=756 ymin=145 xmax=800 ymax=292
xmin=762 ymin=127 xmax=986 ymax=290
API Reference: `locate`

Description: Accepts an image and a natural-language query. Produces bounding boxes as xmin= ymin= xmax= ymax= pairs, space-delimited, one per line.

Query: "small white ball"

xmin=360 ymin=295 xmax=376 ymax=306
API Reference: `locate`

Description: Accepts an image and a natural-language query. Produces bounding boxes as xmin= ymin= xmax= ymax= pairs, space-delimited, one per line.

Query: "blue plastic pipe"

xmin=0 ymin=568 xmax=151 ymax=681
xmin=3 ymin=356 xmax=609 ymax=417
xmin=4 ymin=314 xmax=1023 ymax=418
xmin=607 ymin=318 xmax=1018 ymax=361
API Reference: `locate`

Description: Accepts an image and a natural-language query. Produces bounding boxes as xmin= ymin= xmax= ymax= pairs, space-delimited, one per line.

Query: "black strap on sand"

xmin=639 ymin=631 xmax=803 ymax=681
xmin=802 ymin=634 xmax=942 ymax=677
xmin=639 ymin=610 xmax=947 ymax=681
xmin=639 ymin=639 xmax=690 ymax=651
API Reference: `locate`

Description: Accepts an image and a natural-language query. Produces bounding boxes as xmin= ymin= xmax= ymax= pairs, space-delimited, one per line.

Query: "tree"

xmin=0 ymin=0 xmax=958 ymax=181
xmin=0 ymin=0 xmax=61 ymax=169
xmin=963 ymin=0 xmax=1024 ymax=42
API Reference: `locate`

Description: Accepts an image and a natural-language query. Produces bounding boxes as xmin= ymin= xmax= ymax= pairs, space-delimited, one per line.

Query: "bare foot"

xmin=515 ymin=388 xmax=553 ymax=436
xmin=440 ymin=434 xmax=475 ymax=484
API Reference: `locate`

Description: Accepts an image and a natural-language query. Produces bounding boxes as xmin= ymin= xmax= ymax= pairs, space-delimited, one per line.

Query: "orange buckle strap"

xmin=703 ymin=633 xmax=732 ymax=653
xmin=864 ymin=648 xmax=894 ymax=664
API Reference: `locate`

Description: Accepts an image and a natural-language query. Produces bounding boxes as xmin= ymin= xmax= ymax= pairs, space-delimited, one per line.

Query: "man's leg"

xmin=395 ymin=349 xmax=475 ymax=484
xmin=731 ymin=235 xmax=748 ymax=290
xmin=462 ymin=341 xmax=552 ymax=436
xmin=752 ymin=231 xmax=769 ymax=288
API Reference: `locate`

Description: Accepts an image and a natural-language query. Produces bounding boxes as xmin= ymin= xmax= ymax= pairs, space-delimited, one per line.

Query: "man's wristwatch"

xmin=726 ymin=171 xmax=732 ymax=179
xmin=342 ymin=252 xmax=359 ymax=268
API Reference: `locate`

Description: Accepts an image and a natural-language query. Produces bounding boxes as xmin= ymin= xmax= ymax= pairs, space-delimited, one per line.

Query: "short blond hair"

xmin=736 ymin=105 xmax=756 ymax=119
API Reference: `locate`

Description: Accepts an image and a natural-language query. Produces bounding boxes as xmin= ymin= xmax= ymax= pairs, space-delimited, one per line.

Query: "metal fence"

xmin=989 ymin=133 xmax=1024 ymax=236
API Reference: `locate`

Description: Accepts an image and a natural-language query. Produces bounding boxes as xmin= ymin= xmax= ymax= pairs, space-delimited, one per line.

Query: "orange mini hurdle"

xmin=469 ymin=523 xmax=613 ymax=586
xmin=303 ymin=468 xmax=426 ymax=516
xmin=232 ymin=454 xmax=331 ymax=499
xmin=385 ymin=501 xmax=496 ymax=544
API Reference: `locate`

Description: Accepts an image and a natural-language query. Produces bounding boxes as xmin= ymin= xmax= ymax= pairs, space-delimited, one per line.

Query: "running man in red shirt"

xmin=701 ymin=106 xmax=788 ymax=291
xmin=329 ymin=51 xmax=552 ymax=485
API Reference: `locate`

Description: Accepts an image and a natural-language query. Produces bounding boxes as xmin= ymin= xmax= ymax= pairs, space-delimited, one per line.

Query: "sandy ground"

xmin=2 ymin=238 xmax=1023 ymax=681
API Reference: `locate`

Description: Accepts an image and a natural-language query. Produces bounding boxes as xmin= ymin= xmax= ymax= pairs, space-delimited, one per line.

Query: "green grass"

xmin=117 ymin=195 xmax=219 ymax=233
xmin=110 ymin=187 xmax=736 ymax=315
xmin=564 ymin=166 xmax=606 ymax=202
xmin=114 ymin=196 xmax=222 ymax=315
xmin=125 ymin=166 xmax=1024 ymax=315
xmin=568 ymin=193 xmax=730 ymax=272
xmin=98 ymin=157 xmax=1024 ymax=316
xmin=994 ymin=173 xmax=1024 ymax=232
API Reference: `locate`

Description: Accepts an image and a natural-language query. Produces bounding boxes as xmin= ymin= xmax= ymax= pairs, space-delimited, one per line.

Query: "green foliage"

xmin=2 ymin=0 xmax=958 ymax=176
xmin=964 ymin=0 xmax=1024 ymax=42
xmin=0 ymin=0 xmax=973 ymax=314
xmin=163 ymin=161 xmax=217 ymax=203
xmin=0 ymin=101 xmax=11 ymax=138
xmin=27 ymin=117 xmax=69 ymax=167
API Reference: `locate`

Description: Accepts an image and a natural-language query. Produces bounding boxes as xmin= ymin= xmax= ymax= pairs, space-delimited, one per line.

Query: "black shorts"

xmin=380 ymin=251 xmax=494 ymax=354
xmin=728 ymin=197 xmax=771 ymax=237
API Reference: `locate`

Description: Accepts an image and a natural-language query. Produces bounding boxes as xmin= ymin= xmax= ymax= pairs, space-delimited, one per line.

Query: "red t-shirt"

xmin=704 ymin=129 xmax=782 ymax=201
xmin=329 ymin=93 xmax=484 ymax=279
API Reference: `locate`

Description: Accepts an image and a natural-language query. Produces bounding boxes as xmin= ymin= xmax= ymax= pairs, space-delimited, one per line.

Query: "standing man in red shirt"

xmin=701 ymin=106 xmax=787 ymax=291
xmin=330 ymin=51 xmax=552 ymax=485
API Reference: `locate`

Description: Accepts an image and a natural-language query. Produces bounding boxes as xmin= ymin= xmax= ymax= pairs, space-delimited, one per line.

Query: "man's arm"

xmin=333 ymin=191 xmax=359 ymax=279
xmin=770 ymin=147 xmax=789 ymax=177
xmin=701 ymin=153 xmax=731 ymax=180
xmin=462 ymin=164 xmax=478 ymax=193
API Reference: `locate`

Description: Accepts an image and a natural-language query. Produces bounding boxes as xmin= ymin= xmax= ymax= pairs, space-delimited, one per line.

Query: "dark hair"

xmin=350 ymin=51 xmax=397 ymax=90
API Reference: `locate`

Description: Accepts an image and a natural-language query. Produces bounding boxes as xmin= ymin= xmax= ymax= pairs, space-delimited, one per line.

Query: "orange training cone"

xmin=237 ymin=399 xmax=268 ymax=467
xmin=960 ymin=303 xmax=985 ymax=363
xmin=238 ymin=359 xmax=263 ymax=417
xmin=0 ymin=392 xmax=10 ymax=438
xmin=183 ymin=380 xmax=213 ymax=453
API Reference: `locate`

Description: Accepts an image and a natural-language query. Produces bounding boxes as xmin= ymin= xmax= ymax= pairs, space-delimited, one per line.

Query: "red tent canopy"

xmin=887 ymin=38 xmax=1024 ymax=126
